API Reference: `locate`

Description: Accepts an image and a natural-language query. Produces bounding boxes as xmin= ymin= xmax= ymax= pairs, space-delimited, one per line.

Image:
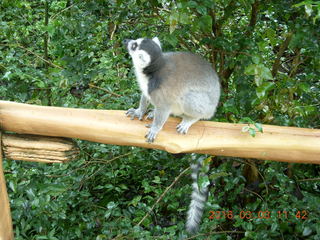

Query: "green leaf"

xmin=260 ymin=65 xmax=273 ymax=80
xmin=169 ymin=12 xmax=179 ymax=34
xmin=248 ymin=128 xmax=256 ymax=137
xmin=252 ymin=55 xmax=261 ymax=64
xmin=3 ymin=71 xmax=12 ymax=79
xmin=198 ymin=15 xmax=212 ymax=33
xmin=179 ymin=12 xmax=190 ymax=24
xmin=198 ymin=174 xmax=210 ymax=190
xmin=40 ymin=184 xmax=66 ymax=196
xmin=209 ymin=172 xmax=229 ymax=180
xmin=305 ymin=4 xmax=313 ymax=17
xmin=246 ymin=64 xmax=273 ymax=85
xmin=129 ymin=196 xmax=142 ymax=207
xmin=240 ymin=117 xmax=255 ymax=124
xmin=266 ymin=28 xmax=277 ymax=46
xmin=271 ymin=223 xmax=278 ymax=231
xmin=242 ymin=125 xmax=250 ymax=132
xmin=254 ymin=123 xmax=263 ymax=133
xmin=313 ymin=8 xmax=320 ymax=23
xmin=254 ymin=75 xmax=263 ymax=86
xmin=298 ymin=82 xmax=311 ymax=93
xmin=302 ymin=227 xmax=312 ymax=236
xmin=165 ymin=34 xmax=179 ymax=47
xmin=244 ymin=64 xmax=256 ymax=75
xmin=107 ymin=201 xmax=117 ymax=209
xmin=256 ymin=82 xmax=275 ymax=99
xmin=152 ymin=176 xmax=161 ymax=184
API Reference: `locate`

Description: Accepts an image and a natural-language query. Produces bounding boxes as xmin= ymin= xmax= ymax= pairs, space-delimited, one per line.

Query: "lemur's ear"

xmin=152 ymin=37 xmax=161 ymax=50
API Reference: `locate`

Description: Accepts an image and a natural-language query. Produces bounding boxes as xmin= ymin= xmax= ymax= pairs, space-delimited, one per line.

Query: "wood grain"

xmin=2 ymin=133 xmax=79 ymax=163
xmin=0 ymin=100 xmax=319 ymax=164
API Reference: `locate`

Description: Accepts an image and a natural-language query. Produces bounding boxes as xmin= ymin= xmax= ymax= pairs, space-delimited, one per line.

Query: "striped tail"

xmin=186 ymin=160 xmax=209 ymax=234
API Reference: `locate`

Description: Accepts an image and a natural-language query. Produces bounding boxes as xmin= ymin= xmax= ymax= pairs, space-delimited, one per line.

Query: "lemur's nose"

xmin=123 ymin=39 xmax=131 ymax=48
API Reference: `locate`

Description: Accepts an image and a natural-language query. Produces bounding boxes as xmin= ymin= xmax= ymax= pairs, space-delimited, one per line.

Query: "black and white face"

xmin=124 ymin=37 xmax=162 ymax=69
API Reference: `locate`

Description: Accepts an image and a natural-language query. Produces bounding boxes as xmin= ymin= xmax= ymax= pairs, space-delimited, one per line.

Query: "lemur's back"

xmin=159 ymin=52 xmax=219 ymax=93
xmin=152 ymin=52 xmax=220 ymax=114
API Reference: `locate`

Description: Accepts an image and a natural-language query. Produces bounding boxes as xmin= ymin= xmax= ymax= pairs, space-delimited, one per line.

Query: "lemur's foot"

xmin=126 ymin=108 xmax=145 ymax=120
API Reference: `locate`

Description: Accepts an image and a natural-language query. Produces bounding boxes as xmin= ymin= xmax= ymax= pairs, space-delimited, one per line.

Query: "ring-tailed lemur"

xmin=123 ymin=37 xmax=220 ymax=233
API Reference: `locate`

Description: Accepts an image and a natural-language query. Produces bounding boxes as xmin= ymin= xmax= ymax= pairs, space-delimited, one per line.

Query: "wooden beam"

xmin=0 ymin=132 xmax=14 ymax=240
xmin=0 ymin=100 xmax=319 ymax=164
xmin=2 ymin=133 xmax=79 ymax=163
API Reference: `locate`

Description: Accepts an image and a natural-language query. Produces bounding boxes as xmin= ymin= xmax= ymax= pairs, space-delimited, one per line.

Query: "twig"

xmin=136 ymin=166 xmax=190 ymax=226
xmin=110 ymin=23 xmax=117 ymax=41
xmin=0 ymin=63 xmax=7 ymax=70
xmin=1 ymin=43 xmax=64 ymax=69
xmin=88 ymin=83 xmax=121 ymax=97
xmin=50 ymin=3 xmax=77 ymax=20
xmin=18 ymin=44 xmax=64 ymax=69
xmin=81 ymin=152 xmax=131 ymax=181
xmin=46 ymin=153 xmax=132 ymax=178
xmin=297 ymin=178 xmax=320 ymax=182
xmin=87 ymin=153 xmax=132 ymax=165
xmin=244 ymin=187 xmax=264 ymax=202
xmin=110 ymin=234 xmax=124 ymax=240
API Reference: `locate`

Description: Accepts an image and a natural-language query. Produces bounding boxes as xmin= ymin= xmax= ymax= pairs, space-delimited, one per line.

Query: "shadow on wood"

xmin=0 ymin=100 xmax=320 ymax=164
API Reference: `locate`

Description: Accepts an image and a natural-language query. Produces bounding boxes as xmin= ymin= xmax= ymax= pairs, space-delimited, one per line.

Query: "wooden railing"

xmin=0 ymin=100 xmax=319 ymax=239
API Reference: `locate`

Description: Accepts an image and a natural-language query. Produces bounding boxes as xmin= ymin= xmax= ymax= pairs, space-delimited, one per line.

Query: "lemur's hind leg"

xmin=176 ymin=116 xmax=200 ymax=134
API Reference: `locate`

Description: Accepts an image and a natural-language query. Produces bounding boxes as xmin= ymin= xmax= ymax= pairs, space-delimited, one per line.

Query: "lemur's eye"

xmin=131 ymin=42 xmax=138 ymax=51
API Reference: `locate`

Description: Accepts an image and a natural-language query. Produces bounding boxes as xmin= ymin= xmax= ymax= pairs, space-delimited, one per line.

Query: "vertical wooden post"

xmin=0 ymin=132 xmax=14 ymax=240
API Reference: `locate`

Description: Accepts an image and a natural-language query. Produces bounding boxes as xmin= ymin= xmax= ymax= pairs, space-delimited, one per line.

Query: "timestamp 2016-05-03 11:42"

xmin=208 ymin=210 xmax=309 ymax=221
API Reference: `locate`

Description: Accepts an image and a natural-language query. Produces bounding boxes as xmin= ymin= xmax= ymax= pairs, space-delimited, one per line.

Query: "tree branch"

xmin=272 ymin=32 xmax=294 ymax=77
xmin=216 ymin=0 xmax=237 ymax=28
xmin=44 ymin=0 xmax=49 ymax=70
xmin=216 ymin=1 xmax=259 ymax=81
xmin=289 ymin=48 xmax=302 ymax=77
xmin=245 ymin=0 xmax=259 ymax=36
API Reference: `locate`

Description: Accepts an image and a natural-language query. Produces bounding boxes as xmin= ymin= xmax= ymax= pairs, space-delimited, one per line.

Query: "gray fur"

xmin=186 ymin=160 xmax=209 ymax=234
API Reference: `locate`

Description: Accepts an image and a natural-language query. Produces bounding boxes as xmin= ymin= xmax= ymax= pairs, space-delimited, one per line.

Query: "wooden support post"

xmin=0 ymin=132 xmax=14 ymax=240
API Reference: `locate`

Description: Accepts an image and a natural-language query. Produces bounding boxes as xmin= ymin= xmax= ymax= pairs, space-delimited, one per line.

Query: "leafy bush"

xmin=1 ymin=0 xmax=319 ymax=239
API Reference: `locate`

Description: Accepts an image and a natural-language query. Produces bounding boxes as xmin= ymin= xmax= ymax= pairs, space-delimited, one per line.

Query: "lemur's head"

xmin=123 ymin=37 xmax=162 ymax=69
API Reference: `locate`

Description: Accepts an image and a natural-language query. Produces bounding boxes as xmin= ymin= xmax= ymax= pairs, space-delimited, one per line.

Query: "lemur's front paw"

xmin=145 ymin=128 xmax=159 ymax=143
xmin=126 ymin=108 xmax=144 ymax=120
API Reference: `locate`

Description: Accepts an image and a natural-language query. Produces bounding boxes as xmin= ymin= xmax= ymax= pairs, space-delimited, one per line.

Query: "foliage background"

xmin=0 ymin=0 xmax=319 ymax=239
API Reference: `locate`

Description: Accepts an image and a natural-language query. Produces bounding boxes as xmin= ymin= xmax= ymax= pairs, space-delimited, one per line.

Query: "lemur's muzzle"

xmin=123 ymin=39 xmax=132 ymax=49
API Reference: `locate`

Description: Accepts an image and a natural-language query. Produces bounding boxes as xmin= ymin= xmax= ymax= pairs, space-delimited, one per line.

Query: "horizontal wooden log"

xmin=2 ymin=133 xmax=79 ymax=163
xmin=0 ymin=100 xmax=319 ymax=164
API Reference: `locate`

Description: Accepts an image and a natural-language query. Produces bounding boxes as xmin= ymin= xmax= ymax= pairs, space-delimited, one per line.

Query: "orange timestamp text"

xmin=208 ymin=210 xmax=308 ymax=220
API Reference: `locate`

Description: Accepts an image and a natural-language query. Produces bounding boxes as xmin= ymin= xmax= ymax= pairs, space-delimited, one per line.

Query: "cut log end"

xmin=2 ymin=133 xmax=79 ymax=163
